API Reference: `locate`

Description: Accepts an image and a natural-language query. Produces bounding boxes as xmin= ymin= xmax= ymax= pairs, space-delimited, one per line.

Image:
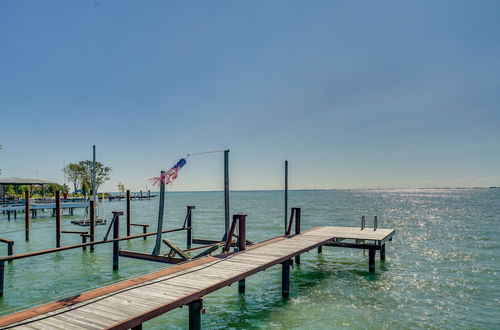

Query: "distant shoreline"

xmin=119 ymin=187 xmax=498 ymax=194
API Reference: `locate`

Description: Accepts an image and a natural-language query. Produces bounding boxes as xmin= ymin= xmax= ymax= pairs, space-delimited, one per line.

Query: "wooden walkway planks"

xmin=0 ymin=226 xmax=395 ymax=330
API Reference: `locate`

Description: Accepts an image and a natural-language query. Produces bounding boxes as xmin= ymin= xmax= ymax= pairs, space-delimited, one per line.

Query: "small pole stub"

xmin=361 ymin=215 xmax=365 ymax=230
xmin=374 ymin=216 xmax=378 ymax=231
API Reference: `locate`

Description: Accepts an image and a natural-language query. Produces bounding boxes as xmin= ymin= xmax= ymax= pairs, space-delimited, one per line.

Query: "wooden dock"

xmin=0 ymin=226 xmax=395 ymax=330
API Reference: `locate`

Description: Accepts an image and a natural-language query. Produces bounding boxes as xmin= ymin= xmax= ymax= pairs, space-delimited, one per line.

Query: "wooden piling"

xmin=0 ymin=260 xmax=4 ymax=297
xmin=380 ymin=244 xmax=386 ymax=261
xmin=152 ymin=171 xmax=166 ymax=256
xmin=112 ymin=212 xmax=121 ymax=270
xmin=186 ymin=206 xmax=195 ymax=249
xmin=131 ymin=324 xmax=143 ymax=330
xmin=188 ymin=299 xmax=203 ymax=330
xmin=318 ymin=246 xmax=323 ymax=253
xmin=238 ymin=214 xmax=247 ymax=294
xmin=89 ymin=200 xmax=95 ymax=252
xmin=55 ymin=191 xmax=61 ymax=248
xmin=282 ymin=259 xmax=291 ymax=299
xmin=126 ymin=190 xmax=131 ymax=237
xmin=294 ymin=208 xmax=301 ymax=265
xmin=284 ymin=160 xmax=288 ymax=233
xmin=24 ymin=191 xmax=30 ymax=241
xmin=369 ymin=249 xmax=376 ymax=272
xmin=224 ymin=150 xmax=230 ymax=238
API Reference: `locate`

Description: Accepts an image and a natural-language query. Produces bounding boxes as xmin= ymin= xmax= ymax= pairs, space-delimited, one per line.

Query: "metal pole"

xmin=238 ymin=214 xmax=247 ymax=294
xmin=282 ymin=259 xmax=291 ymax=299
xmin=285 ymin=160 xmax=288 ymax=233
xmin=380 ymin=244 xmax=386 ymax=261
xmin=186 ymin=206 xmax=195 ymax=249
xmin=189 ymin=299 xmax=203 ymax=330
xmin=369 ymin=249 xmax=376 ymax=273
xmin=152 ymin=171 xmax=166 ymax=256
xmin=112 ymin=212 xmax=121 ymax=270
xmin=294 ymin=208 xmax=301 ymax=265
xmin=0 ymin=260 xmax=4 ymax=297
xmin=89 ymin=200 xmax=95 ymax=252
xmin=25 ymin=191 xmax=30 ymax=241
xmin=55 ymin=191 xmax=61 ymax=248
xmin=126 ymin=190 xmax=131 ymax=236
xmin=224 ymin=150 xmax=230 ymax=238
xmin=92 ymin=145 xmax=97 ymax=210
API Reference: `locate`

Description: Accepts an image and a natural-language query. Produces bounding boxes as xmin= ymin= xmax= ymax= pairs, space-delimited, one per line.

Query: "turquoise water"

xmin=0 ymin=189 xmax=498 ymax=329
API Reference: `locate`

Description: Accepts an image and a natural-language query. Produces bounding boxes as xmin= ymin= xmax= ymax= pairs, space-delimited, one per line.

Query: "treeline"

xmin=2 ymin=183 xmax=69 ymax=198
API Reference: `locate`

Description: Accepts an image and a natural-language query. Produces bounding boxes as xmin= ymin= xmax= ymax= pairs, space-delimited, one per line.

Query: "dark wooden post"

xmin=369 ymin=249 xmax=376 ymax=272
xmin=126 ymin=190 xmax=131 ymax=236
xmin=224 ymin=150 xmax=230 ymax=238
xmin=282 ymin=259 xmax=291 ymax=299
xmin=55 ymin=191 xmax=61 ymax=248
xmin=112 ymin=212 xmax=121 ymax=270
xmin=25 ymin=191 xmax=30 ymax=241
xmin=238 ymin=214 xmax=247 ymax=294
xmin=7 ymin=242 xmax=13 ymax=261
xmin=186 ymin=206 xmax=195 ymax=249
xmin=82 ymin=235 xmax=87 ymax=251
xmin=318 ymin=245 xmax=323 ymax=253
xmin=294 ymin=208 xmax=301 ymax=265
xmin=0 ymin=260 xmax=4 ymax=297
xmin=131 ymin=325 xmax=143 ymax=330
xmin=380 ymin=244 xmax=386 ymax=261
xmin=89 ymin=200 xmax=95 ymax=251
xmin=284 ymin=160 xmax=288 ymax=233
xmin=152 ymin=171 xmax=166 ymax=256
xmin=189 ymin=298 xmax=203 ymax=330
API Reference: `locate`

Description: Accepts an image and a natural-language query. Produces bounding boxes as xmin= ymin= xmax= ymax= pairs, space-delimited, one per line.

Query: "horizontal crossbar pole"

xmin=119 ymin=250 xmax=185 ymax=264
xmin=324 ymin=242 xmax=381 ymax=250
xmin=0 ymin=227 xmax=190 ymax=262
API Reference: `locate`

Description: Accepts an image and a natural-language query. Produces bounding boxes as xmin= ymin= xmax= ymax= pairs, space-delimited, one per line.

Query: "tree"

xmin=64 ymin=163 xmax=84 ymax=194
xmin=117 ymin=182 xmax=125 ymax=193
xmin=78 ymin=160 xmax=112 ymax=193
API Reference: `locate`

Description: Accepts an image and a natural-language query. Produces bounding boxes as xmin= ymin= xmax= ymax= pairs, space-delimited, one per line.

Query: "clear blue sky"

xmin=1 ymin=0 xmax=499 ymax=191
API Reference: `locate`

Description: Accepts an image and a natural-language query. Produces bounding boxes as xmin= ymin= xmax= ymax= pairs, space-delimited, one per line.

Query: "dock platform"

xmin=0 ymin=226 xmax=395 ymax=329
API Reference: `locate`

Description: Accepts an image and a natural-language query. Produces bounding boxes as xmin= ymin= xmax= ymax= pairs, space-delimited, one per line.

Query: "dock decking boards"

xmin=0 ymin=226 xmax=395 ymax=329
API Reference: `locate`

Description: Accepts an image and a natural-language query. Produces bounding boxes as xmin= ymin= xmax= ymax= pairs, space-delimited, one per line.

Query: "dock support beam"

xmin=282 ymin=259 xmax=291 ymax=299
xmin=55 ymin=191 xmax=61 ymax=248
xmin=238 ymin=214 xmax=247 ymax=294
xmin=25 ymin=191 xmax=30 ymax=241
xmin=380 ymin=244 xmax=386 ymax=261
xmin=186 ymin=206 xmax=195 ymax=249
xmin=112 ymin=212 xmax=121 ymax=270
xmin=318 ymin=246 xmax=323 ymax=253
xmin=126 ymin=190 xmax=131 ymax=237
xmin=131 ymin=324 xmax=142 ymax=330
xmin=369 ymin=249 xmax=376 ymax=273
xmin=189 ymin=299 xmax=203 ymax=330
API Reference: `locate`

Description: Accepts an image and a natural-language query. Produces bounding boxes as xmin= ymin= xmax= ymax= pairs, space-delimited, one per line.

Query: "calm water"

xmin=0 ymin=189 xmax=498 ymax=329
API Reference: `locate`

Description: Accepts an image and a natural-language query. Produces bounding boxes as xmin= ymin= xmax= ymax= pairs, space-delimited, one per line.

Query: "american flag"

xmin=151 ymin=158 xmax=187 ymax=186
